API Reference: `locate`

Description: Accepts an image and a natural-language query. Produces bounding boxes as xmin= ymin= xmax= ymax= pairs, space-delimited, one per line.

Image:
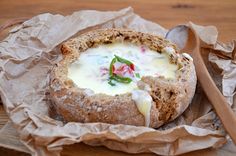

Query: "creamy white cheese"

xmin=162 ymin=46 xmax=175 ymax=55
xmin=68 ymin=43 xmax=178 ymax=96
xmin=131 ymin=90 xmax=153 ymax=127
xmin=182 ymin=53 xmax=193 ymax=61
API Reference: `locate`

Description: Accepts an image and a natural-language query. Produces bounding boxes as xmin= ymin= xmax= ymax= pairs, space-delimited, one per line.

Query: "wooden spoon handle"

xmin=192 ymin=37 xmax=236 ymax=144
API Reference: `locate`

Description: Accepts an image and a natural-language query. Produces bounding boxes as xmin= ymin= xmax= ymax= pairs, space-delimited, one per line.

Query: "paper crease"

xmin=0 ymin=7 xmax=235 ymax=156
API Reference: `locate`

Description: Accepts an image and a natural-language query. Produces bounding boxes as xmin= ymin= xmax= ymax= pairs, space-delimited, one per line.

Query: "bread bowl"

xmin=49 ymin=28 xmax=196 ymax=128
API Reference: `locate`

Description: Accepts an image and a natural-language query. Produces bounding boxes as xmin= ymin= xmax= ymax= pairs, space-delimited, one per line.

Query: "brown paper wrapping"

xmin=0 ymin=7 xmax=235 ymax=156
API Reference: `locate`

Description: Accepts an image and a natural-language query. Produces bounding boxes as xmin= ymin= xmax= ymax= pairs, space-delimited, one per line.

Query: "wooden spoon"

xmin=166 ymin=25 xmax=236 ymax=144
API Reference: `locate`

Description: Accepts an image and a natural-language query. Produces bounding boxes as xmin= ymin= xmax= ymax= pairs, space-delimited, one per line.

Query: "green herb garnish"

xmin=108 ymin=55 xmax=140 ymax=86
xmin=135 ymin=73 xmax=140 ymax=78
xmin=110 ymin=75 xmax=132 ymax=83
xmin=114 ymin=55 xmax=133 ymax=66
xmin=108 ymin=79 xmax=116 ymax=86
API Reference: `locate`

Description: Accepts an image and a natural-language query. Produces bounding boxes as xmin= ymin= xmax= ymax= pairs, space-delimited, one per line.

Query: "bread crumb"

xmin=97 ymin=107 xmax=102 ymax=112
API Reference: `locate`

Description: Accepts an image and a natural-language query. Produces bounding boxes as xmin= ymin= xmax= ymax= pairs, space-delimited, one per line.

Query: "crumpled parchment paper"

xmin=0 ymin=7 xmax=235 ymax=156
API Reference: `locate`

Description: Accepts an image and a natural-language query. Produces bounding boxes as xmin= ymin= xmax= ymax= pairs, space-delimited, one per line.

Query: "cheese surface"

xmin=131 ymin=90 xmax=153 ymax=127
xmin=68 ymin=43 xmax=177 ymax=96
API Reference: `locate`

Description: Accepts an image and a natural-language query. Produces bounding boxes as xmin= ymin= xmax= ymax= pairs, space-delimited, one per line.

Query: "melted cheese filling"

xmin=68 ymin=43 xmax=177 ymax=95
xmin=68 ymin=43 xmax=178 ymax=126
xmin=132 ymin=90 xmax=153 ymax=126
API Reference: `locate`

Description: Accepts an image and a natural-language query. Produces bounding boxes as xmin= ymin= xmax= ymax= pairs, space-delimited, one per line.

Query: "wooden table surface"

xmin=0 ymin=0 xmax=236 ymax=155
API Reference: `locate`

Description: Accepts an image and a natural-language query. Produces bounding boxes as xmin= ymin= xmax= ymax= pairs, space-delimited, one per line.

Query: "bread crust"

xmin=50 ymin=28 xmax=197 ymax=128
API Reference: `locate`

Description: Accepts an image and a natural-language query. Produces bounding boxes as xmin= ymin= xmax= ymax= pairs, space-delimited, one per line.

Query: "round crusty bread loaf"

xmin=49 ymin=28 xmax=197 ymax=128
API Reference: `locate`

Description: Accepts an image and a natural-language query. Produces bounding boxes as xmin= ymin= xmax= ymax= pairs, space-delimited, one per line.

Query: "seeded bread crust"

xmin=50 ymin=28 xmax=197 ymax=128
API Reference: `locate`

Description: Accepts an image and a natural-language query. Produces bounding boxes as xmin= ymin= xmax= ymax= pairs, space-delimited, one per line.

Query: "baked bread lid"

xmin=50 ymin=28 xmax=196 ymax=128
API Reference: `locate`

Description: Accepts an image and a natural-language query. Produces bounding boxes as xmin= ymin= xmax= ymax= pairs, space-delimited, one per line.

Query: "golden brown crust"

xmin=49 ymin=28 xmax=197 ymax=128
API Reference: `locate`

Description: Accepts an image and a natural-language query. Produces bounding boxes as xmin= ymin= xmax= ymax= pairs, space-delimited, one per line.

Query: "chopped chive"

xmin=111 ymin=75 xmax=132 ymax=83
xmin=135 ymin=73 xmax=140 ymax=78
xmin=109 ymin=57 xmax=117 ymax=76
xmin=108 ymin=79 xmax=116 ymax=86
xmin=114 ymin=55 xmax=133 ymax=65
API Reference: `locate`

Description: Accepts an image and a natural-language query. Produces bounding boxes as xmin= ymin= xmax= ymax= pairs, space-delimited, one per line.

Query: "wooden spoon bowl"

xmin=166 ymin=25 xmax=236 ymax=144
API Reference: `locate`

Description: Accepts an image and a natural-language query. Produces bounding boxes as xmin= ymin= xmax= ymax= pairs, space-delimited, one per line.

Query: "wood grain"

xmin=0 ymin=107 xmax=8 ymax=129
xmin=0 ymin=0 xmax=236 ymax=42
xmin=0 ymin=0 xmax=236 ymax=155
